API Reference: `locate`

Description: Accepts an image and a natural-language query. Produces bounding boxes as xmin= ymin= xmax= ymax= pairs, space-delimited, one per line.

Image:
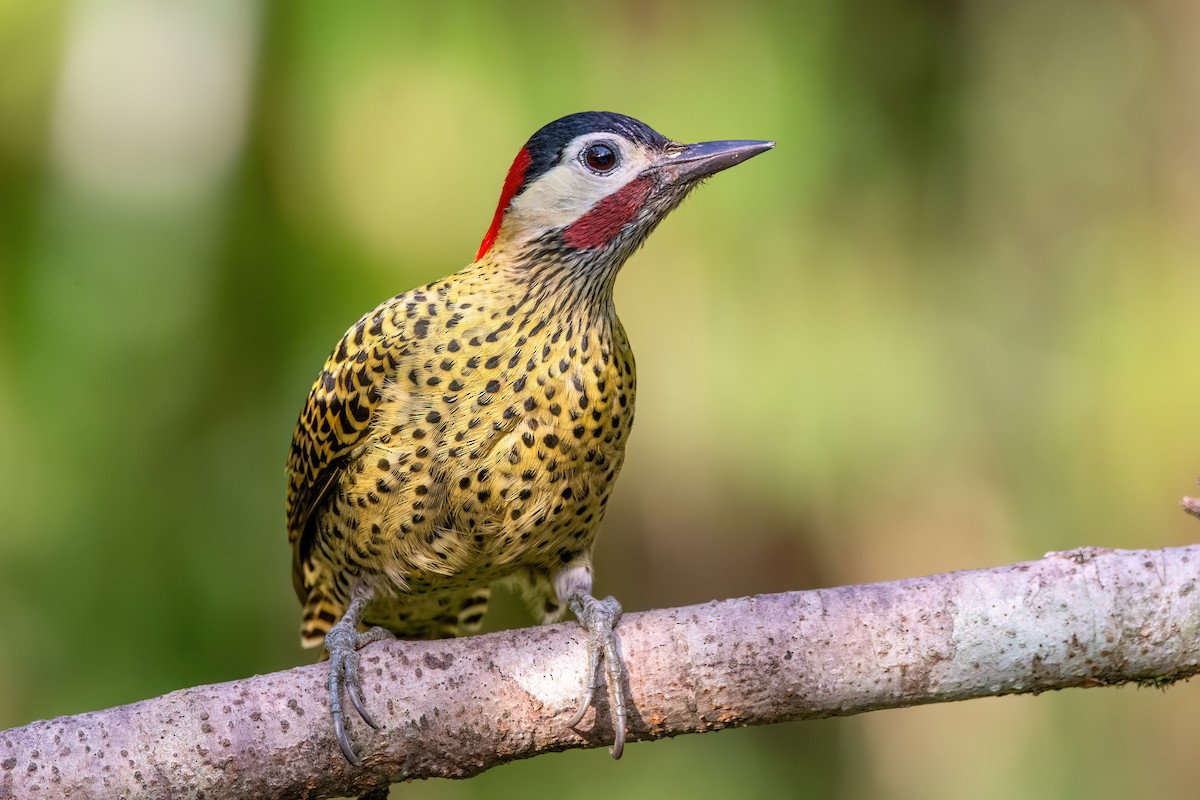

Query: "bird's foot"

xmin=325 ymin=621 xmax=393 ymax=766
xmin=567 ymin=594 xmax=627 ymax=759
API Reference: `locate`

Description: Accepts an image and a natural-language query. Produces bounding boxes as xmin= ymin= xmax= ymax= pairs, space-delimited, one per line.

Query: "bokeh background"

xmin=2 ymin=1 xmax=1198 ymax=797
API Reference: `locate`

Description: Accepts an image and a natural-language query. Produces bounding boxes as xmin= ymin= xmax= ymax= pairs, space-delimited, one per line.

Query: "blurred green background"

xmin=2 ymin=0 xmax=1198 ymax=797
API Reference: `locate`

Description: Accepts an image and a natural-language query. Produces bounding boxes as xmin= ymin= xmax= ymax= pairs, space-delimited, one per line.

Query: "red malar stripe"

xmin=476 ymin=147 xmax=533 ymax=261
xmin=563 ymin=177 xmax=653 ymax=250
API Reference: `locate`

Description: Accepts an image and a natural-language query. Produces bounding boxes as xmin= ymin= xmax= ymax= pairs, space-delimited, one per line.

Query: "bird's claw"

xmin=568 ymin=594 xmax=627 ymax=759
xmin=325 ymin=622 xmax=392 ymax=766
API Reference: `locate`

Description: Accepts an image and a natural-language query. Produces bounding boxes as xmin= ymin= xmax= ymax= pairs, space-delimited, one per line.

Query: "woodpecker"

xmin=287 ymin=111 xmax=773 ymax=765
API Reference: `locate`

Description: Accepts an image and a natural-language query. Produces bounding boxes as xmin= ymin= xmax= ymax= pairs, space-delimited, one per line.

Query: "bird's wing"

xmin=286 ymin=301 xmax=410 ymax=595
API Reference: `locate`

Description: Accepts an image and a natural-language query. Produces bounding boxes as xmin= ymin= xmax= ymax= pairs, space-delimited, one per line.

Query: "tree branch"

xmin=3 ymin=544 xmax=1198 ymax=799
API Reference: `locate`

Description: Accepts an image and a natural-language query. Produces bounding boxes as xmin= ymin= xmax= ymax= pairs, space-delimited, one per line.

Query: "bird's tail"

xmin=300 ymin=587 xmax=343 ymax=649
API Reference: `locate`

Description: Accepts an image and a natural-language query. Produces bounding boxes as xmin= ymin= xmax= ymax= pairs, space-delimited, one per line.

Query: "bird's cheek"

xmin=562 ymin=177 xmax=654 ymax=250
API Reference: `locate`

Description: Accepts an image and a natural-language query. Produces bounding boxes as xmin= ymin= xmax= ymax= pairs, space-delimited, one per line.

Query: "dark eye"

xmin=582 ymin=142 xmax=619 ymax=174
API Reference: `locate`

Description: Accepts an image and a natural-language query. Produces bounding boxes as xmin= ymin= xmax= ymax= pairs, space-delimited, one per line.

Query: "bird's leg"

xmin=325 ymin=585 xmax=394 ymax=766
xmin=557 ymin=565 xmax=627 ymax=759
xmin=568 ymin=593 xmax=626 ymax=758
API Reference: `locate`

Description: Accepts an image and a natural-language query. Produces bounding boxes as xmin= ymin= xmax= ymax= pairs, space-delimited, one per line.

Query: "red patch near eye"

xmin=563 ymin=177 xmax=653 ymax=250
xmin=476 ymin=147 xmax=533 ymax=261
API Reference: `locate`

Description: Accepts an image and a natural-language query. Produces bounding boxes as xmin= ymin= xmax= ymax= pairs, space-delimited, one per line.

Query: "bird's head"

xmin=475 ymin=112 xmax=773 ymax=274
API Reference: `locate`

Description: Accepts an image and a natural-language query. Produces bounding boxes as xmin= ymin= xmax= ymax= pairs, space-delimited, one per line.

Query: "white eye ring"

xmin=580 ymin=141 xmax=620 ymax=175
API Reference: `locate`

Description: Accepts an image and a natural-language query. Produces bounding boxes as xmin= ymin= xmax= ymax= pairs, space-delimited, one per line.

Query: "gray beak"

xmin=656 ymin=139 xmax=775 ymax=184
